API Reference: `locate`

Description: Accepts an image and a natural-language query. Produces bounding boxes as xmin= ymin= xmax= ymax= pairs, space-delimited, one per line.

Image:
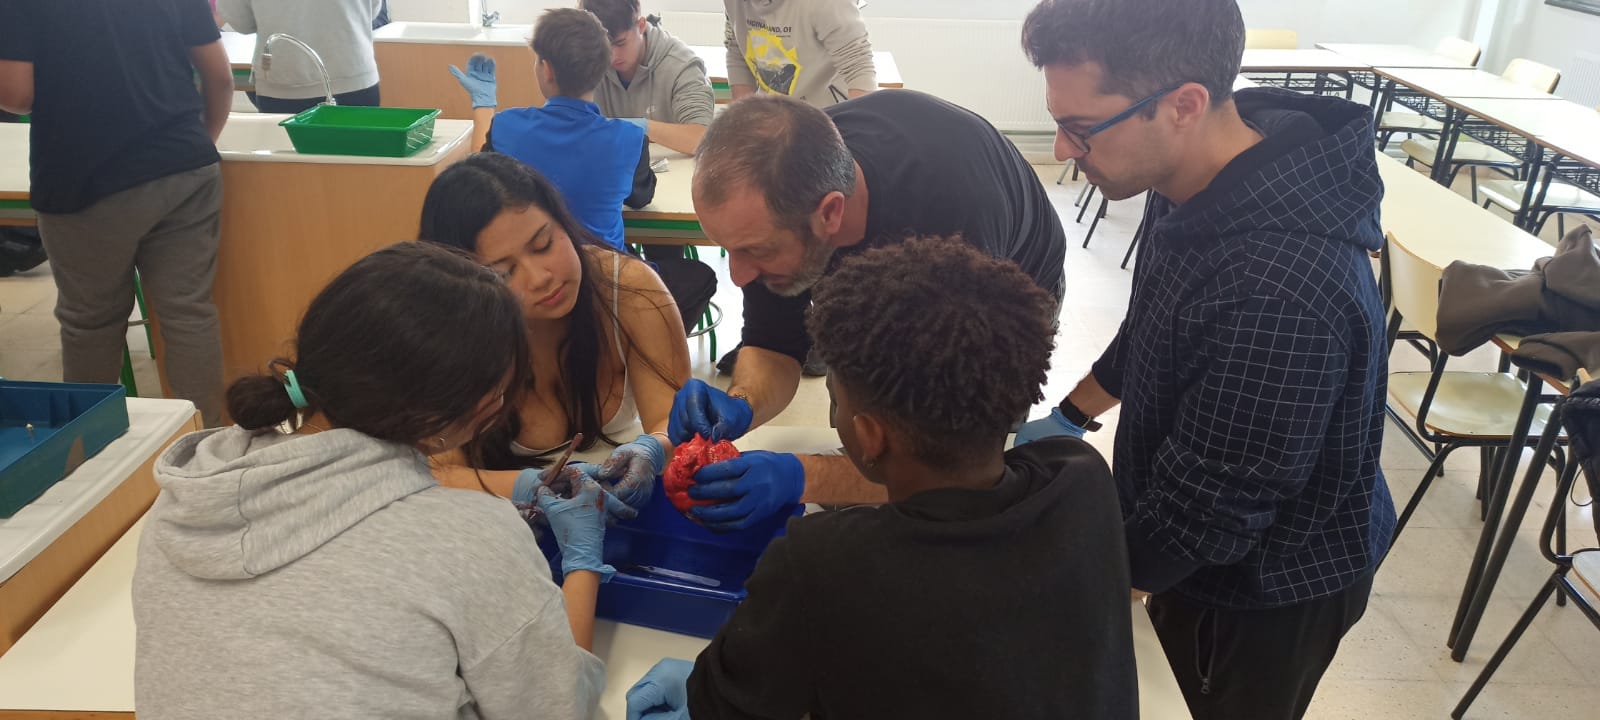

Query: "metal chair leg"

xmin=1394 ymin=444 xmax=1460 ymax=544
xmin=1120 ymin=233 xmax=1139 ymax=270
xmin=1084 ymin=197 xmax=1109 ymax=248
xmin=1074 ymin=182 xmax=1092 ymax=208
xmin=1451 ymin=577 xmax=1559 ymax=719
xmin=1055 ymin=163 xmax=1072 ymax=185
xmin=1076 ymin=186 xmax=1098 ymax=224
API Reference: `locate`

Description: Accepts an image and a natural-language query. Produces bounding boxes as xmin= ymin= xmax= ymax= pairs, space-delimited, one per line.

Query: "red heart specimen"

xmin=664 ymin=434 xmax=740 ymax=515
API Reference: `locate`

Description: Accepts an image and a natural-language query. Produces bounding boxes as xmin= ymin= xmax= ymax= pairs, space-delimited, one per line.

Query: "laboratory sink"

xmin=373 ymin=21 xmax=532 ymax=46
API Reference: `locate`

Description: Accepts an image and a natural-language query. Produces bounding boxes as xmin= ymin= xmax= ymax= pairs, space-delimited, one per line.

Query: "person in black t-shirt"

xmin=0 ymin=0 xmax=233 ymax=426
xmin=626 ymin=237 xmax=1133 ymax=720
xmin=664 ymin=91 xmax=1068 ymax=529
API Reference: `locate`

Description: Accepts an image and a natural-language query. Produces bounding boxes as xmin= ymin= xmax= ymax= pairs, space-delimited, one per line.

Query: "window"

xmin=1549 ymin=0 xmax=1600 ymax=17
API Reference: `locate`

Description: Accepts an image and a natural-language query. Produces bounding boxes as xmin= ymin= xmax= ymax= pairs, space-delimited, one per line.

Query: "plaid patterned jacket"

xmin=1094 ymin=88 xmax=1397 ymax=609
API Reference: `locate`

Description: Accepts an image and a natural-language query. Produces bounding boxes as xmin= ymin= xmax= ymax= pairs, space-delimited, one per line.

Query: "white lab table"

xmin=0 ymin=398 xmax=199 ymax=656
xmin=0 ymin=424 xmax=1191 ymax=719
xmin=690 ymin=45 xmax=902 ymax=102
xmin=0 ymin=122 xmax=31 ymax=226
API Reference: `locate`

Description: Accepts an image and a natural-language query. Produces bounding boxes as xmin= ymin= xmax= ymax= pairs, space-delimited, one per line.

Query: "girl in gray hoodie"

xmin=133 ymin=243 xmax=616 ymax=720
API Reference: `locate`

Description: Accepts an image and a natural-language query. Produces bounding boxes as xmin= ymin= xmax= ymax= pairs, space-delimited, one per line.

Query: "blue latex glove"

xmin=668 ymin=379 xmax=753 ymax=444
xmin=448 ymin=53 xmax=498 ymax=108
xmin=599 ymin=434 xmax=665 ymax=515
xmin=687 ymin=451 xmax=804 ymax=532
xmin=511 ymin=462 xmax=605 ymax=512
xmin=536 ymin=475 xmax=632 ymax=582
xmin=625 ymin=658 xmax=694 ymax=720
xmin=622 ymin=117 xmax=649 ymax=131
xmin=1013 ymin=407 xmax=1089 ymax=446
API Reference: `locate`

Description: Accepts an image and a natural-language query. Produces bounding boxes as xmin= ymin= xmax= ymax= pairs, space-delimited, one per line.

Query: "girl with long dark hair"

xmin=419 ymin=152 xmax=690 ymax=512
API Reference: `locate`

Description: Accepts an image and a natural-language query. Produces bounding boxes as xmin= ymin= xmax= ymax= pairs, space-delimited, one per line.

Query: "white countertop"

xmin=1240 ymin=49 xmax=1371 ymax=72
xmin=0 ymin=123 xmax=28 ymax=198
xmin=1316 ymin=43 xmax=1474 ymax=70
xmin=373 ymin=21 xmax=533 ymax=47
xmin=0 ymin=423 xmax=1192 ymax=719
xmin=216 ymin=113 xmax=474 ymax=166
xmin=0 ymin=398 xmax=194 ymax=584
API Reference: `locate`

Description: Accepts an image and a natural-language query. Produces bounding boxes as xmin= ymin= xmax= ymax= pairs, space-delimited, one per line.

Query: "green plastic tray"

xmin=278 ymin=105 xmax=441 ymax=158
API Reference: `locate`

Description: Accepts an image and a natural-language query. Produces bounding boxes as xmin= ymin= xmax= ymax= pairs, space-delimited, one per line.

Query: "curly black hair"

xmin=807 ymin=237 xmax=1057 ymax=466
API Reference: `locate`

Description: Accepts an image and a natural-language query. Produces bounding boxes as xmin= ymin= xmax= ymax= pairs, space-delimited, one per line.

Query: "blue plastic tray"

xmin=539 ymin=478 xmax=801 ymax=638
xmin=0 ymin=381 xmax=129 ymax=517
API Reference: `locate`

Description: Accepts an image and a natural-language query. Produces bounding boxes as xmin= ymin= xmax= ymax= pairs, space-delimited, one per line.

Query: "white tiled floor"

xmin=1 ymin=161 xmax=1595 ymax=719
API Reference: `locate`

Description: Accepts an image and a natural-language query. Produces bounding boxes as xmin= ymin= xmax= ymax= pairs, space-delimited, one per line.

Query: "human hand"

xmin=668 ymin=379 xmax=753 ymax=445
xmin=535 ymin=476 xmax=632 ymax=582
xmin=687 ymin=451 xmax=804 ymax=532
xmin=599 ymin=434 xmax=666 ymax=515
xmin=448 ymin=53 xmax=498 ymax=108
xmin=624 ymin=658 xmax=693 ymax=720
xmin=1013 ymin=407 xmax=1088 ymax=445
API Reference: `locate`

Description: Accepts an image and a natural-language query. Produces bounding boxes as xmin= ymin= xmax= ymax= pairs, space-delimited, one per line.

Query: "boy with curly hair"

xmin=624 ymin=237 xmax=1138 ymax=720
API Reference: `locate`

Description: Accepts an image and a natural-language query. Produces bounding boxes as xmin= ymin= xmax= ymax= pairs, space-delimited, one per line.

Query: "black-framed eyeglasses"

xmin=1057 ymin=85 xmax=1182 ymax=155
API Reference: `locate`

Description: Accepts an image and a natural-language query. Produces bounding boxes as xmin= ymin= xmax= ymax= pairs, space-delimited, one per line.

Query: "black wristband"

xmin=1057 ymin=398 xmax=1103 ymax=432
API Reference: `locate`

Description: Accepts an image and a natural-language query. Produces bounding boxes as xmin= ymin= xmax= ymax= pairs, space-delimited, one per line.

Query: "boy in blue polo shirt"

xmin=451 ymin=8 xmax=654 ymax=252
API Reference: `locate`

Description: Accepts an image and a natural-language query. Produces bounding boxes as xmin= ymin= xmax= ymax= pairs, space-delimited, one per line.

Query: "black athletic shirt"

xmin=0 ymin=0 xmax=221 ymax=214
xmin=740 ymin=89 xmax=1068 ymax=363
xmin=686 ymin=438 xmax=1137 ymax=720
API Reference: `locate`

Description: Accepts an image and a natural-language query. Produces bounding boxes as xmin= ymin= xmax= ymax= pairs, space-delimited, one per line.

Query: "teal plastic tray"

xmin=0 ymin=381 xmax=129 ymax=517
xmin=279 ymin=105 xmax=441 ymax=158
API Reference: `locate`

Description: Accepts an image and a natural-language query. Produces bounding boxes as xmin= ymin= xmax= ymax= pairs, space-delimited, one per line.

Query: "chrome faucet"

xmin=481 ymin=1 xmax=500 ymax=28
xmin=261 ymin=33 xmax=336 ymax=106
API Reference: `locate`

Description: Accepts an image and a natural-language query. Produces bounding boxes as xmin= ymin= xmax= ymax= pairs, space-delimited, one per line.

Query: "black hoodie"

xmin=1094 ymin=87 xmax=1397 ymax=610
xmin=686 ymin=438 xmax=1137 ymax=720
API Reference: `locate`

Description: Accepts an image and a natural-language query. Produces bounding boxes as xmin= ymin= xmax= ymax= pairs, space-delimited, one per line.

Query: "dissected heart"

xmin=664 ymin=434 xmax=740 ymax=515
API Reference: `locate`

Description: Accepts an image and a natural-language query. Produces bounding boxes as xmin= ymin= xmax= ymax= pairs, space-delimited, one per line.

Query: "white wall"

xmin=1482 ymin=0 xmax=1600 ymax=106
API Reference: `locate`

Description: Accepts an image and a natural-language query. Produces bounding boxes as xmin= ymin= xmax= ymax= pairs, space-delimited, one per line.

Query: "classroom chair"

xmin=1450 ymin=384 xmax=1597 ymax=719
xmin=119 ymin=272 xmax=155 ymax=397
xmin=1476 ymin=105 xmax=1600 ymax=234
xmin=1401 ymin=59 xmax=1562 ymax=202
xmin=1376 ymin=38 xmax=1484 ymax=149
xmin=1379 ymin=233 xmax=1567 ymax=543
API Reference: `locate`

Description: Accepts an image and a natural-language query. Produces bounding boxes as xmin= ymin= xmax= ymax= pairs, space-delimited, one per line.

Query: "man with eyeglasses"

xmin=1014 ymin=1 xmax=1394 ymax=719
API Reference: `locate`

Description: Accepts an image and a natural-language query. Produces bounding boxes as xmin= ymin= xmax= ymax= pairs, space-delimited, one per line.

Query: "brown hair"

xmin=692 ymin=94 xmax=857 ymax=232
xmin=532 ymin=8 xmax=612 ymax=97
xmin=1022 ymin=0 xmax=1245 ymax=107
xmin=579 ymin=0 xmax=641 ymax=38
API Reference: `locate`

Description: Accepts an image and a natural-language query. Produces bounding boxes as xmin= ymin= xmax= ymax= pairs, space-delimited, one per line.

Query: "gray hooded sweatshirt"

xmin=133 ymin=427 xmax=604 ymax=720
xmin=723 ymin=0 xmax=877 ymax=108
xmin=595 ymin=22 xmax=715 ymax=127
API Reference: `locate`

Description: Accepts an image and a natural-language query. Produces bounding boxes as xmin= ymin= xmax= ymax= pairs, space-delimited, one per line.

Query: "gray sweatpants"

xmin=36 ymin=164 xmax=225 ymax=427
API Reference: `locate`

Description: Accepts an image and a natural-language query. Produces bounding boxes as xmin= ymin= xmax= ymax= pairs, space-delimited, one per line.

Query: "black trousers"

xmin=1146 ymin=572 xmax=1374 ymax=720
xmin=640 ymin=244 xmax=717 ymax=332
xmin=249 ymin=83 xmax=381 ymax=114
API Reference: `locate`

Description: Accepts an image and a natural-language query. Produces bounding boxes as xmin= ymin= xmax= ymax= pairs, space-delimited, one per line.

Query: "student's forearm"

xmin=730 ymin=83 xmax=757 ymax=100
xmin=471 ymin=106 xmax=494 ymax=151
xmin=199 ymin=72 xmax=233 ymax=142
xmin=647 ymin=120 xmax=708 ymax=155
xmin=1067 ymin=373 xmax=1120 ymax=416
xmin=729 ymin=346 xmax=802 ymax=430
xmin=798 ymin=454 xmax=888 ymax=505
xmin=561 ymin=570 xmax=600 ymax=652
